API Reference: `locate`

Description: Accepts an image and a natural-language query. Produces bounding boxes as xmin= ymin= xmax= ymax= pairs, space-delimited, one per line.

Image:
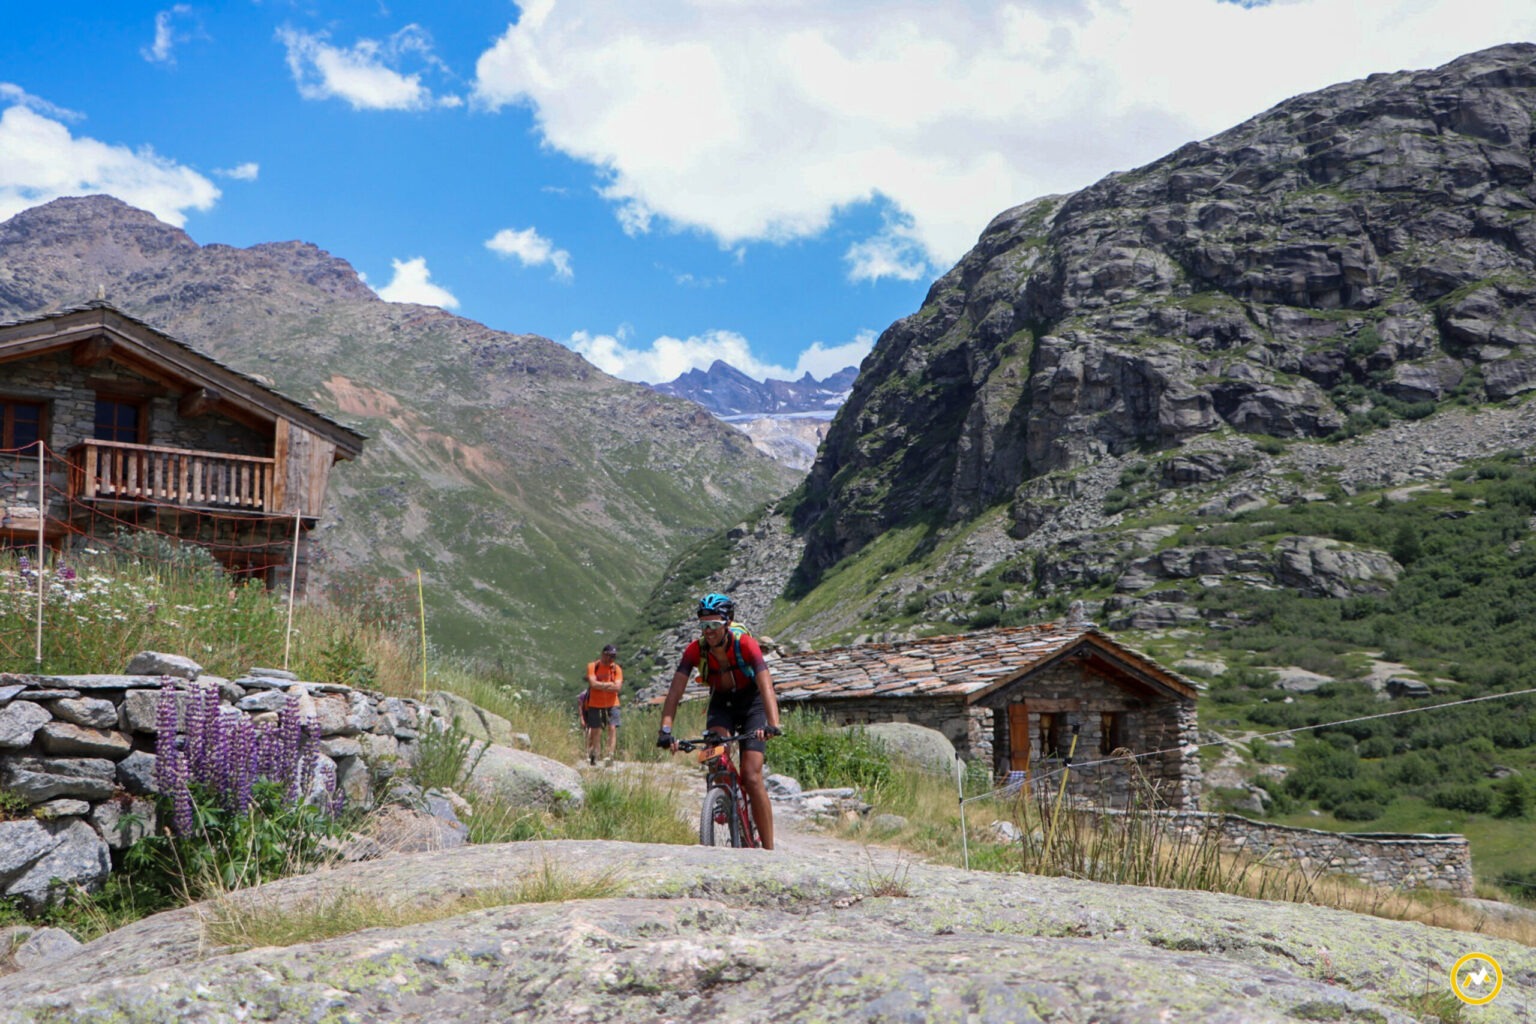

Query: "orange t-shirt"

xmin=586 ymin=660 xmax=623 ymax=709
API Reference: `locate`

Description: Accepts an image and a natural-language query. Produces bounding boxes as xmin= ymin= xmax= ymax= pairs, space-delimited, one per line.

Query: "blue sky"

xmin=2 ymin=2 xmax=1534 ymax=385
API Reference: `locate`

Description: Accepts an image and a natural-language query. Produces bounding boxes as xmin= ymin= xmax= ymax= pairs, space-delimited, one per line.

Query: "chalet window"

xmin=94 ymin=397 xmax=145 ymax=443
xmin=0 ymin=399 xmax=44 ymax=451
xmin=1100 ymin=712 xmax=1126 ymax=756
xmin=1037 ymin=713 xmax=1068 ymax=759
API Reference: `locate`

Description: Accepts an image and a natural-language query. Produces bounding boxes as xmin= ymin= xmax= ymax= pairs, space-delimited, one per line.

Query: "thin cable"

xmin=959 ymin=685 xmax=1536 ymax=807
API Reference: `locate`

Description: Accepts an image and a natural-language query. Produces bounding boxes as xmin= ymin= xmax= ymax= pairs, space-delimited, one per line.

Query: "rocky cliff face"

xmin=792 ymin=43 xmax=1536 ymax=585
xmin=0 ymin=196 xmax=799 ymax=683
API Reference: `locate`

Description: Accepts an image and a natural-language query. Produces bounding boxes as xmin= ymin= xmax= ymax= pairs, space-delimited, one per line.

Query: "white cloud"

xmin=485 ymin=226 xmax=573 ymax=281
xmin=472 ymin=0 xmax=1536 ymax=278
xmin=567 ymin=326 xmax=873 ymax=384
xmin=142 ymin=6 xmax=194 ymax=65
xmin=0 ymin=104 xmax=218 ymax=226
xmin=0 ymin=84 xmax=80 ymax=122
xmin=846 ymin=217 xmax=929 ymax=283
xmin=214 ymin=162 xmax=259 ymax=181
xmin=373 ymin=256 xmax=460 ymax=308
xmin=277 ymin=25 xmax=458 ymax=111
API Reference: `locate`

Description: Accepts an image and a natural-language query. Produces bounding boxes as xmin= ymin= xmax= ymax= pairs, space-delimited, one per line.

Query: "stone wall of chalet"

xmin=0 ymin=651 xmax=438 ymax=909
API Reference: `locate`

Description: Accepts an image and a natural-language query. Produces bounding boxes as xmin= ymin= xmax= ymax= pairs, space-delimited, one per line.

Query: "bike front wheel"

xmin=699 ymin=786 xmax=740 ymax=847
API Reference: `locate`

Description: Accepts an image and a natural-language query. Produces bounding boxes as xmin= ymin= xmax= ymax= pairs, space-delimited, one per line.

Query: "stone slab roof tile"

xmin=771 ymin=623 xmax=1196 ymax=704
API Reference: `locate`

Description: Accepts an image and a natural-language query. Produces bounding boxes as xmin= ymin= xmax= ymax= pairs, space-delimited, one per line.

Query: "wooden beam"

xmin=178 ymin=387 xmax=221 ymax=418
xmin=70 ymin=336 xmax=113 ymax=367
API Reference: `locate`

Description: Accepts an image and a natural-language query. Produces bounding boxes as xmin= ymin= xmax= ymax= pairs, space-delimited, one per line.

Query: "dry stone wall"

xmin=1083 ymin=807 xmax=1474 ymax=895
xmin=0 ymin=651 xmax=440 ymax=909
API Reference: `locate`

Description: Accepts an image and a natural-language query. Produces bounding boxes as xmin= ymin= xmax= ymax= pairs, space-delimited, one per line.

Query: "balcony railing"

xmin=68 ymin=440 xmax=276 ymax=512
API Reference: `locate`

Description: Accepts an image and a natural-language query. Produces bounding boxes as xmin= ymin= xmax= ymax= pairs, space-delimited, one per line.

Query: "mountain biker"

xmin=657 ymin=593 xmax=782 ymax=849
xmin=585 ymin=643 xmax=623 ymax=766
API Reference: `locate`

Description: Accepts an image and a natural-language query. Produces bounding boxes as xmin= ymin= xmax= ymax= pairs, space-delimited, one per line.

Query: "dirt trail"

xmin=580 ymin=757 xmax=916 ymax=870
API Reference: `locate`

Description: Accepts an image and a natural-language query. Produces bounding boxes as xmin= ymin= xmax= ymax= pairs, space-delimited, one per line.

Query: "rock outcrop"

xmin=792 ymin=43 xmax=1536 ymax=586
xmin=0 ymin=838 xmax=1524 ymax=1023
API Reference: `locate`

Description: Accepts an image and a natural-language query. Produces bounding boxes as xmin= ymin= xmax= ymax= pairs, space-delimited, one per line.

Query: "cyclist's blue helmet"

xmin=697 ymin=592 xmax=735 ymax=621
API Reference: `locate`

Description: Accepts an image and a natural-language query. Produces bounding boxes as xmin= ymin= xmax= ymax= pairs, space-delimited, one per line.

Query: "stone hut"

xmin=772 ymin=623 xmax=1202 ymax=809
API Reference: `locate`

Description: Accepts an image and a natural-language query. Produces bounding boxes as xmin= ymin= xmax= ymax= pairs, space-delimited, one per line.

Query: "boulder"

xmin=36 ymin=722 xmax=132 ymax=759
xmin=846 ymin=722 xmax=957 ymax=773
xmin=49 ymin=698 xmax=117 ymax=730
xmin=0 ymin=818 xmax=110 ymax=910
xmin=0 ymin=758 xmax=116 ymax=802
xmin=464 ymin=743 xmax=583 ymax=811
xmin=426 ymin=692 xmax=518 ymax=748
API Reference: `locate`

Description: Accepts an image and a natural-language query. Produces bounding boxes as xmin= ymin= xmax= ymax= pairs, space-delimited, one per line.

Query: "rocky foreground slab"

xmin=0 ymin=834 xmax=1530 ymax=1023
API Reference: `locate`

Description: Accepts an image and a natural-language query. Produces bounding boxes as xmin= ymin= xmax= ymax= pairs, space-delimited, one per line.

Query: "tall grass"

xmin=465 ymin=772 xmax=695 ymax=846
xmin=837 ymin=757 xmax=1536 ymax=945
xmin=0 ymin=547 xmax=422 ymax=687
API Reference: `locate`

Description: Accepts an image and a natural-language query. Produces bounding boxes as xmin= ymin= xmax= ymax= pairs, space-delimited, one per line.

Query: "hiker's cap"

xmin=602 ymin=644 xmax=618 ymax=655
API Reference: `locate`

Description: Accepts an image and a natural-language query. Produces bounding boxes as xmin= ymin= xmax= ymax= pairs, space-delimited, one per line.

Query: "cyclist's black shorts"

xmin=706 ymin=687 xmax=767 ymax=753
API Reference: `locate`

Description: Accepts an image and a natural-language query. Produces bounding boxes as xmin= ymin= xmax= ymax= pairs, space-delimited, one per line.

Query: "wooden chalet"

xmin=771 ymin=623 xmax=1203 ymax=808
xmin=0 ymin=301 xmax=366 ymax=590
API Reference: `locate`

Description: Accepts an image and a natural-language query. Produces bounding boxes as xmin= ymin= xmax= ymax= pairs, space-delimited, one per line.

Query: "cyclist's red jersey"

xmin=678 ymin=633 xmax=768 ymax=692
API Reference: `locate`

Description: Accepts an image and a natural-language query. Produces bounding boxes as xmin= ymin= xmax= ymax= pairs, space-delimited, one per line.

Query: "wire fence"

xmin=0 ymin=440 xmax=427 ymax=675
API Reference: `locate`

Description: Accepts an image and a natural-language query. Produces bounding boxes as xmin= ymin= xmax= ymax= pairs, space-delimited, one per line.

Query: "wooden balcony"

xmin=68 ymin=440 xmax=276 ymax=513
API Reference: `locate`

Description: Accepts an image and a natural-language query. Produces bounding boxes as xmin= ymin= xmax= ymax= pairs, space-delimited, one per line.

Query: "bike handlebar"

xmin=673 ymin=731 xmax=778 ymax=751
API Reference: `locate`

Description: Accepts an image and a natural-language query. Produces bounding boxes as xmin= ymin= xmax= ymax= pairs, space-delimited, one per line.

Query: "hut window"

xmin=1037 ymin=713 xmax=1067 ymax=759
xmin=1100 ymin=712 xmax=1126 ymax=755
xmin=94 ymin=397 xmax=145 ymax=444
xmin=0 ymin=399 xmax=44 ymax=450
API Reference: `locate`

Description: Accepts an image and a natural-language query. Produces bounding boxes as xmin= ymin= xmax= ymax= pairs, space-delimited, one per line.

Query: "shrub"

xmin=1333 ymin=801 xmax=1384 ymax=822
xmin=768 ymin=712 xmax=891 ymax=790
xmin=1427 ymin=784 xmax=1493 ymax=814
xmin=409 ymin=715 xmax=486 ymax=792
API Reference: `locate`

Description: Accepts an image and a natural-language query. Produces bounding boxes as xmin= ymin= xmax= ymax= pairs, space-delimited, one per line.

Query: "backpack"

xmin=696 ymin=623 xmax=758 ymax=689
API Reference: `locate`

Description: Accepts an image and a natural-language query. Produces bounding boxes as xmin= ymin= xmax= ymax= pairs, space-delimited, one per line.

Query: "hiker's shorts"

xmin=584 ymin=706 xmax=615 ymax=729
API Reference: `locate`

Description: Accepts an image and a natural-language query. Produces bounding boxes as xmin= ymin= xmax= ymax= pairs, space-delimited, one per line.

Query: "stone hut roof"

xmin=771 ymin=623 xmax=1198 ymax=704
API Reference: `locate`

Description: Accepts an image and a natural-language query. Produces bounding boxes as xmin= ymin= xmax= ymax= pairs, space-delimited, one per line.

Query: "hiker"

xmin=656 ymin=593 xmax=782 ymax=849
xmin=585 ymin=643 xmax=623 ymax=765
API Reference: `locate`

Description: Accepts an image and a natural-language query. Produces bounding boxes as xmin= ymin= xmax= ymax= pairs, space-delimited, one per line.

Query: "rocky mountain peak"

xmin=791 ymin=41 xmax=1536 ymax=581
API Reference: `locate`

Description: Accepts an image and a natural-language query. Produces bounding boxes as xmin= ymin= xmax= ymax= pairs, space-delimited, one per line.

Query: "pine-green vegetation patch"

xmin=1186 ymin=453 xmax=1536 ymax=866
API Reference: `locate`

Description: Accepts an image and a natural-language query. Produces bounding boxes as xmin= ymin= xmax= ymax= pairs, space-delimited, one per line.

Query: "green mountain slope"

xmin=0 ymin=196 xmax=800 ymax=687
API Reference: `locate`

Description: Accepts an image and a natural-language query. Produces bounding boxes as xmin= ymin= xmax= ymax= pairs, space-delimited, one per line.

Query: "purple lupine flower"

xmin=54 ymin=563 xmax=75 ymax=583
xmin=16 ymin=555 xmax=29 ymax=576
xmin=276 ymin=696 xmax=303 ymax=797
xmin=233 ymin=718 xmax=255 ymax=814
xmin=294 ymin=718 xmax=319 ymax=802
xmin=213 ymin=709 xmax=238 ymax=811
xmin=154 ymin=678 xmax=181 ymax=795
xmin=168 ymin=751 xmax=194 ymax=836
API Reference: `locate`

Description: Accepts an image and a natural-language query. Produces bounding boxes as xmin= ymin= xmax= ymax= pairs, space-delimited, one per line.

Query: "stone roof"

xmin=771 ymin=623 xmax=1197 ymax=704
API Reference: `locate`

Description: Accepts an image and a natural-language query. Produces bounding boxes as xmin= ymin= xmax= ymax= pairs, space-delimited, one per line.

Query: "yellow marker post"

xmin=417 ymin=569 xmax=427 ymax=696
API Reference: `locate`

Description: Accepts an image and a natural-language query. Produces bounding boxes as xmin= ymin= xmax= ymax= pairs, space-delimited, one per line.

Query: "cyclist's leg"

xmin=735 ymin=692 xmax=774 ymax=850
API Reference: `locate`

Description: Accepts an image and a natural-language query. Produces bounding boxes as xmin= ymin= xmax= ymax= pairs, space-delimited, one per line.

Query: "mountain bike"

xmin=674 ymin=733 xmax=763 ymax=849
